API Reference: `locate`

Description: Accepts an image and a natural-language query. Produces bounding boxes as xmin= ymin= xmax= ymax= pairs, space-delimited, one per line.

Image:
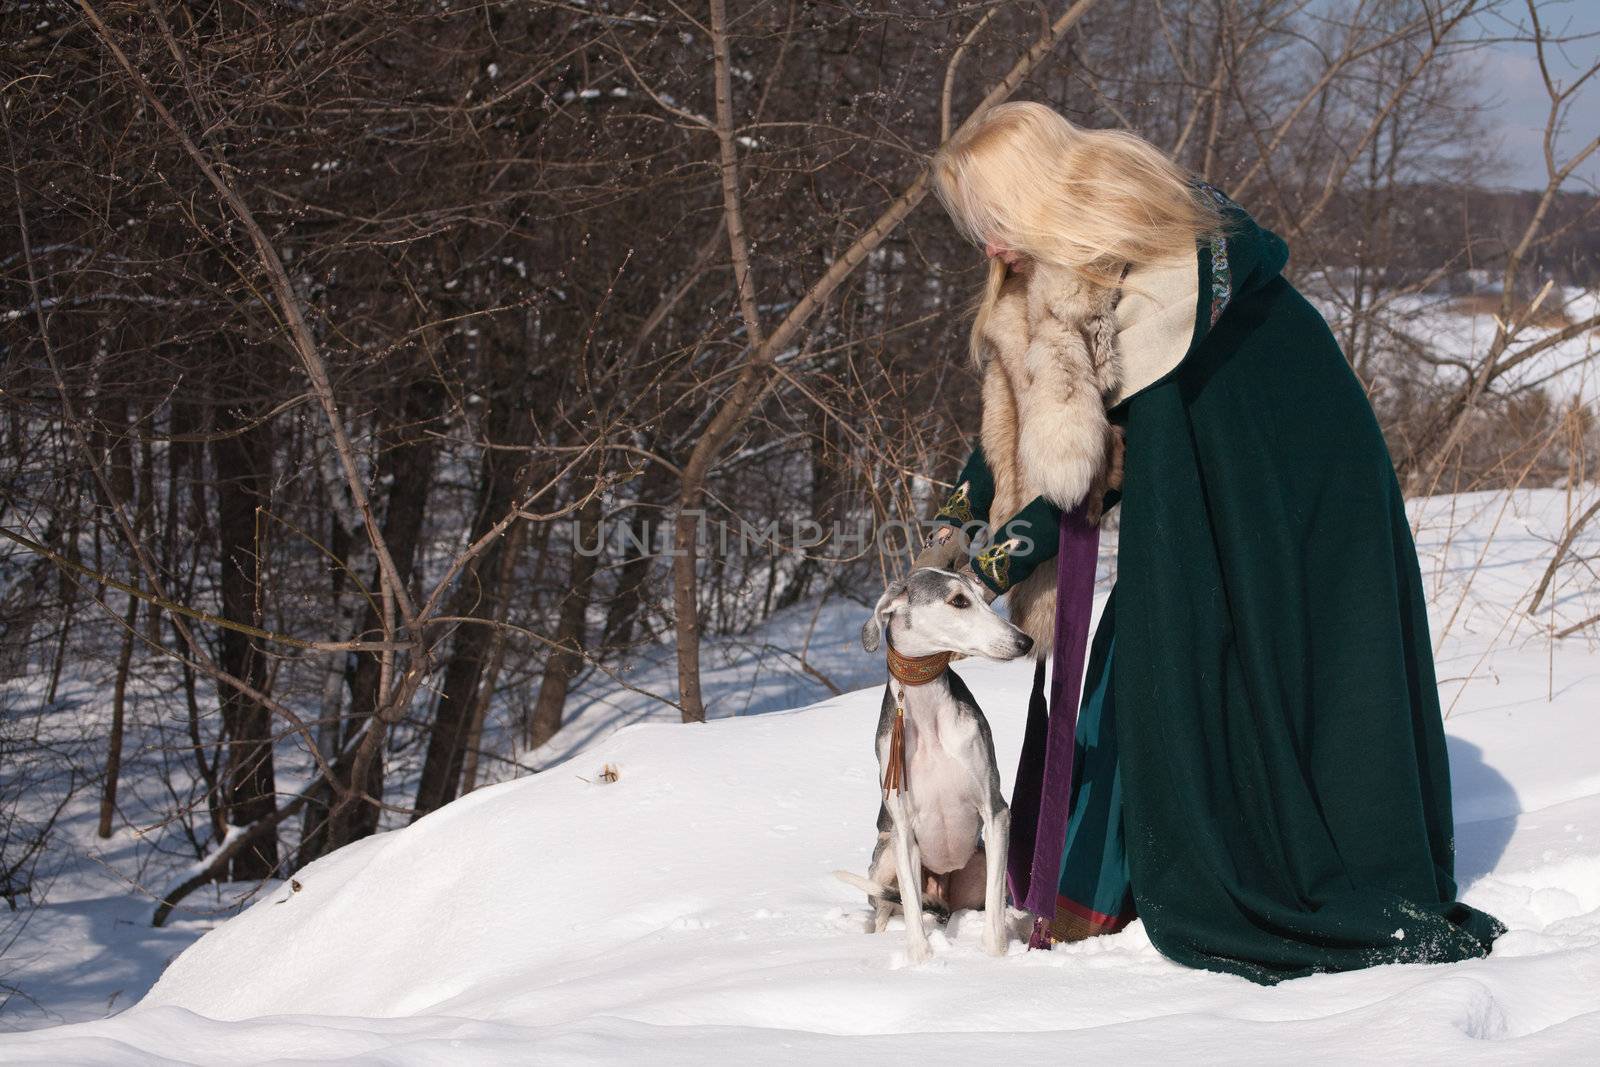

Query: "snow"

xmin=2 ymin=488 xmax=1598 ymax=1062
xmin=1310 ymin=284 xmax=1600 ymax=411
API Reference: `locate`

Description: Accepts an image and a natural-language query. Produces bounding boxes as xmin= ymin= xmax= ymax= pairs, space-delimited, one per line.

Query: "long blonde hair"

xmin=932 ymin=101 xmax=1222 ymax=364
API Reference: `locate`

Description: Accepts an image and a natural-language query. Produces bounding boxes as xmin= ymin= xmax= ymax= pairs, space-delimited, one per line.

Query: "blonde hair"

xmin=932 ymin=101 xmax=1222 ymax=364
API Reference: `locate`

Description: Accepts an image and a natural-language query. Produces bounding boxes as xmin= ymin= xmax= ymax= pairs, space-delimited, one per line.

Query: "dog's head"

xmin=860 ymin=568 xmax=1033 ymax=661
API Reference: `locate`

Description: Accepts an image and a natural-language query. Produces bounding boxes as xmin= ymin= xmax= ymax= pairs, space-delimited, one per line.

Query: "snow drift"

xmin=3 ymin=490 xmax=1598 ymax=1063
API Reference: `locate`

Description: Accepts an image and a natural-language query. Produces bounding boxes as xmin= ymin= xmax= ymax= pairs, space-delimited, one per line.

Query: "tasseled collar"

xmin=885 ymin=632 xmax=952 ymax=687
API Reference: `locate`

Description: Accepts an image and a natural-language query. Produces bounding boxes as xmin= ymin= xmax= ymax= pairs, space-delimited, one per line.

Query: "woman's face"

xmin=984 ymin=239 xmax=1031 ymax=275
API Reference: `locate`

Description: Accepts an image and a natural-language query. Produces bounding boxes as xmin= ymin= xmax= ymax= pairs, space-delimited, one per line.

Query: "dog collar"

xmin=885 ymin=639 xmax=953 ymax=687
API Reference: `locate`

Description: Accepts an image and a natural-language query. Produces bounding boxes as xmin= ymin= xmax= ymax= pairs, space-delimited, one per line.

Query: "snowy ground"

xmin=1 ymin=487 xmax=1597 ymax=1063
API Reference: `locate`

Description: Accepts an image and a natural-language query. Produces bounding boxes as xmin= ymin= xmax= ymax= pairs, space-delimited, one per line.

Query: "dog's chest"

xmin=902 ymin=710 xmax=985 ymax=874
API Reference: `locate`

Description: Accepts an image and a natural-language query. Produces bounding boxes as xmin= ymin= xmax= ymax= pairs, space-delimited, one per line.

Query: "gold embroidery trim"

xmin=975 ymin=541 xmax=1012 ymax=590
xmin=937 ymin=481 xmax=974 ymax=525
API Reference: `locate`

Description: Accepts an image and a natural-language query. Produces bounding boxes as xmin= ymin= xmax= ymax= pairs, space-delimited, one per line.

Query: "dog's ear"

xmin=861 ymin=578 xmax=908 ymax=652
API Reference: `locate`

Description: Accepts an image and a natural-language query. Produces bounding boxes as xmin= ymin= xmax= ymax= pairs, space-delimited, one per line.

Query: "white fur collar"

xmin=976 ymin=263 xmax=1119 ymax=366
xmin=976 ymin=261 xmax=1120 ymax=514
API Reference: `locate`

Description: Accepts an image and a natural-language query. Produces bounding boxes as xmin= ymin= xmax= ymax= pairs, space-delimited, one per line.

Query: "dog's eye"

xmin=949 ymin=594 xmax=970 ymax=609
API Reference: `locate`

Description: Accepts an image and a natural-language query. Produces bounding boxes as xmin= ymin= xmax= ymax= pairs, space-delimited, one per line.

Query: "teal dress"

xmin=934 ymin=191 xmax=1504 ymax=983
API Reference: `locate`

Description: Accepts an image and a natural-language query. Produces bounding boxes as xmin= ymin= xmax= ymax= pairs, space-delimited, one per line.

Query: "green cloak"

xmin=1102 ymin=192 xmax=1503 ymax=982
xmin=930 ymin=189 xmax=1504 ymax=982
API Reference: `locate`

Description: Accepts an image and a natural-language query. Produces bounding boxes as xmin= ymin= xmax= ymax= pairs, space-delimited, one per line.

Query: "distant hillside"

xmin=1282 ymin=185 xmax=1600 ymax=290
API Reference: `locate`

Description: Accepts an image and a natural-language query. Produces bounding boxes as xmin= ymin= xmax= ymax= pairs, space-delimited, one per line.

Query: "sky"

xmin=1474 ymin=0 xmax=1599 ymax=190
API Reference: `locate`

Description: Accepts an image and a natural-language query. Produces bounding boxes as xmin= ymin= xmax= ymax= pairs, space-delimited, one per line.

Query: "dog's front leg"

xmin=884 ymin=791 xmax=932 ymax=964
xmin=981 ymin=805 xmax=1011 ymax=957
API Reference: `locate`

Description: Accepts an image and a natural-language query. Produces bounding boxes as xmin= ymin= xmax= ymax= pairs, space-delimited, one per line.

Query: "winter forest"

xmin=3 ymin=0 xmax=1599 ymax=1058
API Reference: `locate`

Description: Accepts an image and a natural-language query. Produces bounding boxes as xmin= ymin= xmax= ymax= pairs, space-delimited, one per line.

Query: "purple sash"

xmin=1006 ymin=498 xmax=1101 ymax=919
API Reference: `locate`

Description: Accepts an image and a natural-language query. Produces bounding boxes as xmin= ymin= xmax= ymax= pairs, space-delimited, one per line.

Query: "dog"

xmin=836 ymin=566 xmax=1033 ymax=962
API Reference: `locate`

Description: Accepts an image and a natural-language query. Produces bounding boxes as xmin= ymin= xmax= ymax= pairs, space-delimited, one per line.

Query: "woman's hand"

xmin=913 ymin=523 xmax=968 ymax=572
xmin=916 ymin=526 xmax=1004 ymax=607
xmin=1085 ymin=425 xmax=1126 ymax=525
xmin=1107 ymin=424 xmax=1125 ymax=493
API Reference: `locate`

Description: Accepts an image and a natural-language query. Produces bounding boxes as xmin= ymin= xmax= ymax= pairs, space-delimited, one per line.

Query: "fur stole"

xmin=976 ymin=261 xmax=1121 ymax=652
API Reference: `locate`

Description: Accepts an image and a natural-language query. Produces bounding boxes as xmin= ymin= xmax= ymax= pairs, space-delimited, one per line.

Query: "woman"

xmin=913 ymin=102 xmax=1503 ymax=984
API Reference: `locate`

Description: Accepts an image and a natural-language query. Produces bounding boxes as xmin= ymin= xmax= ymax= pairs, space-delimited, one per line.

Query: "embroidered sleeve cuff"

xmin=933 ymin=444 xmax=995 ymax=528
xmin=971 ymin=495 xmax=1062 ymax=594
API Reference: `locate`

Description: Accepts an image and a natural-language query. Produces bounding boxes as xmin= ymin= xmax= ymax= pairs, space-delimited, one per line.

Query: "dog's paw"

xmin=983 ymin=929 xmax=1009 ymax=957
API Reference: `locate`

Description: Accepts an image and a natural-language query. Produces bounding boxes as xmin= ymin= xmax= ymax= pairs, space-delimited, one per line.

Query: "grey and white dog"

xmin=838 ymin=567 xmax=1033 ymax=962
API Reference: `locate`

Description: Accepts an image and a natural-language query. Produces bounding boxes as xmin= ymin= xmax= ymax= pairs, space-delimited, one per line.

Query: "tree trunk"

xmin=526 ymin=496 xmax=602 ymax=750
xmin=300 ymin=508 xmax=356 ymax=867
xmin=138 ymin=411 xmax=161 ymax=645
xmin=601 ymin=509 xmax=653 ymax=650
xmin=211 ymin=411 xmax=279 ymax=881
xmin=310 ymin=377 xmax=443 ymax=858
xmin=458 ymin=622 xmax=509 ymax=796
xmin=412 ymin=396 xmax=528 ymax=818
xmin=601 ymin=463 xmax=670 ymax=651
xmin=46 ymin=517 xmax=81 ymax=705
xmin=95 ymin=394 xmax=138 ymax=840
xmin=97 ymin=591 xmax=138 ymax=838
xmin=775 ymin=411 xmax=840 ymax=612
